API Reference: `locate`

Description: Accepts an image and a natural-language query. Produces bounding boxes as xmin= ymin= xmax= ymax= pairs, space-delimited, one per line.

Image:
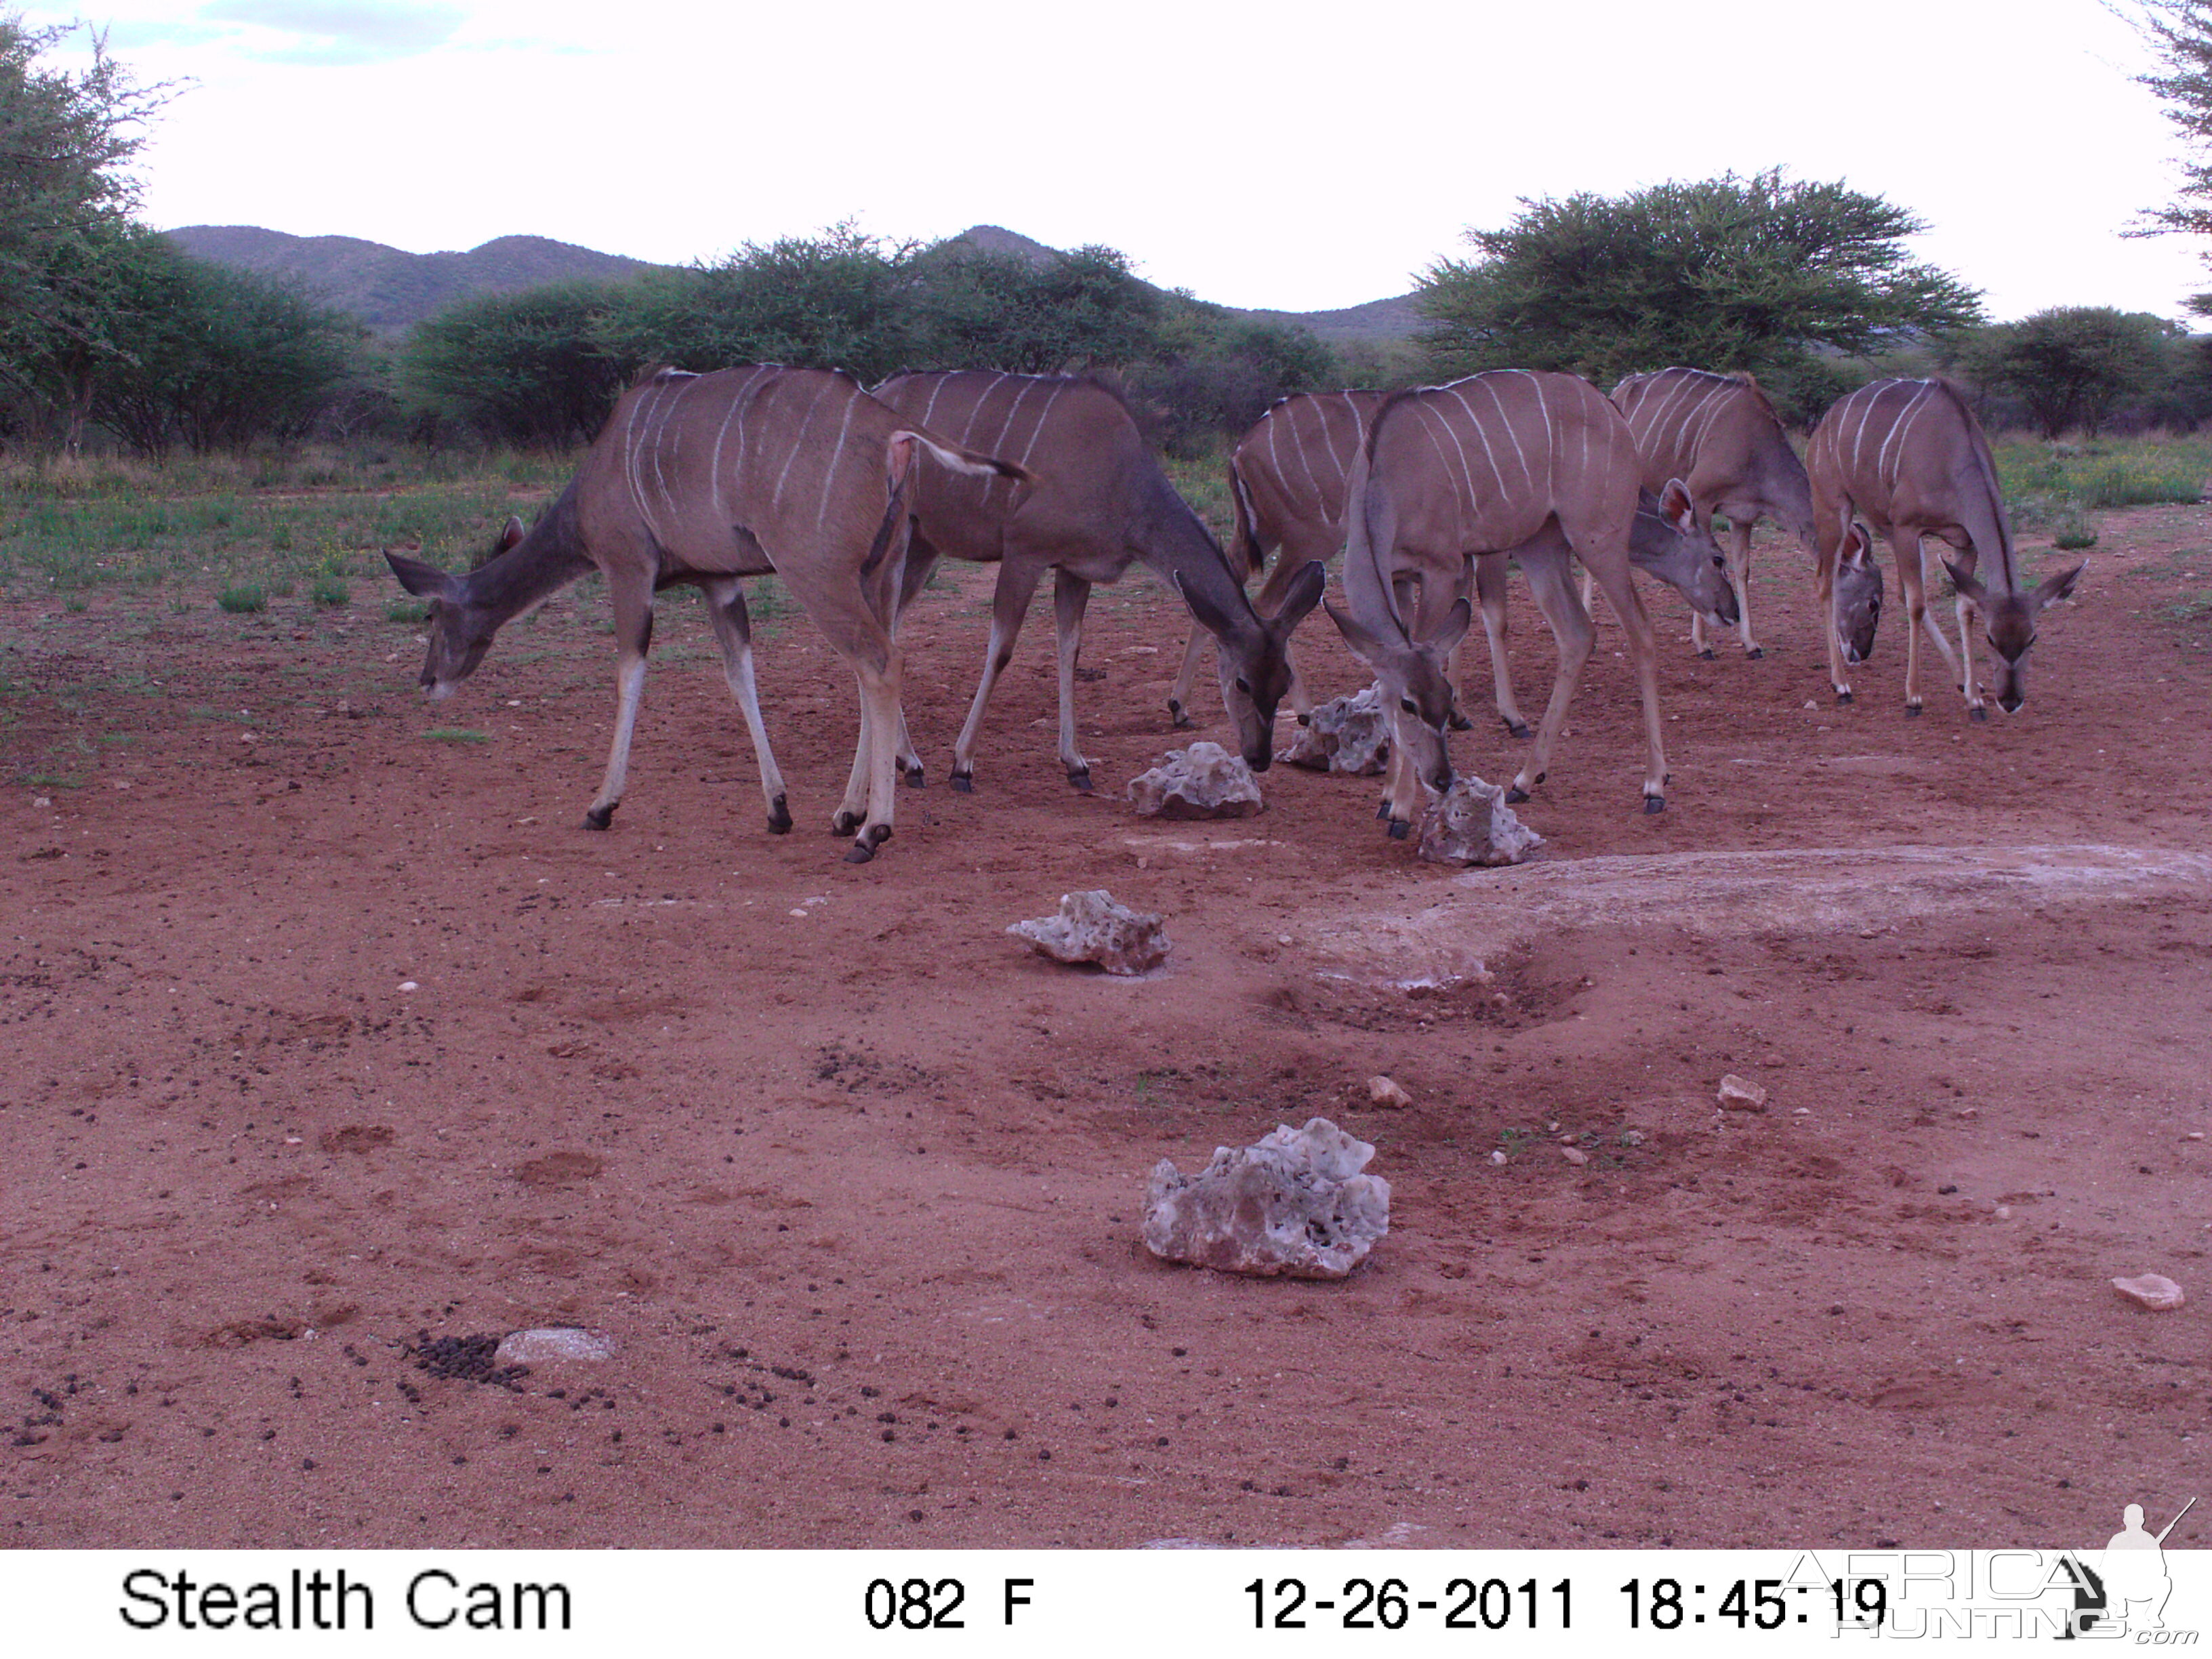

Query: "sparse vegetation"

xmin=216 ymin=583 xmax=265 ymax=613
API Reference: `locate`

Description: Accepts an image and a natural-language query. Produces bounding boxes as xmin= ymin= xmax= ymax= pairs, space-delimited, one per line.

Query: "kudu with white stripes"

xmin=1607 ymin=368 xmax=1878 ymax=659
xmin=386 ymin=365 xmax=1028 ymax=861
xmin=1331 ymin=369 xmax=1738 ymax=828
xmin=1807 ymin=378 xmax=2082 ymax=718
xmin=870 ymin=370 xmax=1324 ymax=790
xmin=1167 ymin=390 xmax=1382 ymax=726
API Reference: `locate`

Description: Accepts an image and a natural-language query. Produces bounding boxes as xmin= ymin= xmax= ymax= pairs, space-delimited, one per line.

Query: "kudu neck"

xmin=462 ymin=483 xmax=593 ymax=621
xmin=1132 ymin=476 xmax=1256 ymax=637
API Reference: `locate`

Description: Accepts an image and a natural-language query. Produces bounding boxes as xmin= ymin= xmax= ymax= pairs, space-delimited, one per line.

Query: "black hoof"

xmin=1970 ymin=705 xmax=1988 ymax=723
xmin=842 ymin=840 xmax=876 ymax=864
xmin=949 ymin=772 xmax=973 ymax=794
xmin=1746 ymin=647 xmax=1764 ymax=660
xmin=766 ymin=794 xmax=792 ymax=834
xmin=901 ymin=764 xmax=925 ymax=789
xmin=1698 ymin=648 xmax=1715 ymax=661
xmin=1505 ymin=720 xmax=1532 ymax=741
xmin=1168 ymin=701 xmax=1192 ymax=731
xmin=1904 ymin=703 xmax=1922 ymax=718
xmin=1067 ymin=767 xmax=1094 ymax=793
xmin=1835 ymin=691 xmax=1853 ymax=705
xmin=582 ymin=804 xmax=615 ymax=831
xmin=1643 ymin=794 xmax=1666 ymax=815
xmin=1448 ymin=710 xmax=1474 ymax=732
xmin=1376 ymin=800 xmax=1393 ymax=821
xmin=1387 ymin=819 xmax=1410 ymax=841
xmin=1505 ymin=785 xmax=1530 ymax=805
xmin=831 ymin=811 xmax=860 ymax=837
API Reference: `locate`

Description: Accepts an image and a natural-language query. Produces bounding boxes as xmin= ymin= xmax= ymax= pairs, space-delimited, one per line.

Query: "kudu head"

xmin=1629 ymin=480 xmax=1737 ymax=628
xmin=1944 ymin=558 xmax=2084 ymax=714
xmin=1173 ymin=560 xmax=1326 ymax=771
xmin=384 ymin=516 xmax=525 ymax=701
xmin=1834 ymin=520 xmax=1885 ymax=665
xmin=1324 ymin=593 xmax=1472 ymax=798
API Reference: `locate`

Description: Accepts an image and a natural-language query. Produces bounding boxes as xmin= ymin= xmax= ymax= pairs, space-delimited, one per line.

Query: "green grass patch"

xmin=424 ymin=727 xmax=489 ymax=743
xmin=217 ymin=585 xmax=267 ymax=613
xmin=385 ymin=598 xmax=430 ymax=623
xmin=310 ymin=575 xmax=350 ymax=607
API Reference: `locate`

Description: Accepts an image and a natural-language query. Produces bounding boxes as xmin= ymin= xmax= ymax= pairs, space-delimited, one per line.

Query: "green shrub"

xmin=424 ymin=728 xmax=488 ymax=743
xmin=2052 ymin=512 xmax=2099 ymax=550
xmin=217 ymin=585 xmax=266 ymax=613
xmin=311 ymin=575 xmax=350 ymax=607
xmin=2073 ymin=458 xmax=2204 ymax=509
xmin=386 ymin=598 xmax=429 ymax=623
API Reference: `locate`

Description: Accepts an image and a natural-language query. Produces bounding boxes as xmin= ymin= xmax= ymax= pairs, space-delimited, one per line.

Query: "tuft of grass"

xmin=424 ymin=728 xmax=489 ymax=743
xmin=311 ymin=575 xmax=350 ymax=607
xmin=217 ymin=584 xmax=267 ymax=613
xmin=386 ymin=598 xmax=429 ymax=623
xmin=2052 ymin=512 xmax=2098 ymax=551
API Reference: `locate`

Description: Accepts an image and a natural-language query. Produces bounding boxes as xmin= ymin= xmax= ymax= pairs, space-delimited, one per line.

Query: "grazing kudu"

xmin=1167 ymin=390 xmax=1383 ymax=726
xmin=385 ymin=365 xmax=1027 ymax=861
xmin=1603 ymin=368 xmax=1875 ymax=660
xmin=1807 ymin=378 xmax=2083 ymax=718
xmin=1328 ymin=369 xmax=1738 ymax=830
xmin=869 ymin=370 xmax=1324 ymax=790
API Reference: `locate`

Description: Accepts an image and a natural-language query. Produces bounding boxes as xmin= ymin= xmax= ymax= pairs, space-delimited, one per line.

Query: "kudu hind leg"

xmin=1475 ymin=553 xmax=1530 ymax=738
xmin=703 ymin=579 xmax=792 ymax=834
xmin=1052 ymin=569 xmax=1095 ymax=790
xmin=584 ymin=578 xmax=655 ymax=830
xmin=1509 ymin=543 xmax=1604 ymax=806
xmin=1576 ymin=544 xmax=1670 ymax=808
xmin=1167 ymin=622 xmax=1209 ymax=729
xmin=1729 ymin=519 xmax=1761 ymax=657
xmin=949 ymin=561 xmax=1044 ymax=791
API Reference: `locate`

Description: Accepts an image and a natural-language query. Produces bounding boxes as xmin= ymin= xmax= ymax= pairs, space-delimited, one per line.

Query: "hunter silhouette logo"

xmin=2085 ymin=1497 xmax=2196 ymax=1637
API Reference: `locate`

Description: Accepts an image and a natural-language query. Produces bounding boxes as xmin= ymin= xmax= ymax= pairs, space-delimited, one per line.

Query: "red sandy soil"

xmin=2 ymin=507 xmax=2207 ymax=1551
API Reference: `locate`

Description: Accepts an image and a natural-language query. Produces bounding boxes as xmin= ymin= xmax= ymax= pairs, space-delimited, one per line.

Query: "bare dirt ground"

xmin=3 ymin=507 xmax=2208 ymax=1551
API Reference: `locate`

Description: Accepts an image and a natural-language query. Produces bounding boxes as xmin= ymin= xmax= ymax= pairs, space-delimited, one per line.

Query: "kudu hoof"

xmin=949 ymin=771 xmax=974 ymax=794
xmin=830 ymin=810 xmax=861 ymax=838
xmin=1448 ymin=710 xmax=1475 ymax=732
xmin=582 ymin=804 xmax=615 ymax=832
xmin=766 ymin=794 xmax=792 ymax=835
xmin=1167 ymin=701 xmax=1192 ymax=731
xmin=1505 ymin=785 xmax=1530 ymax=805
xmin=1643 ymin=794 xmax=1666 ymax=815
xmin=1067 ymin=766 xmax=1094 ymax=794
xmin=841 ymin=824 xmax=890 ymax=863
xmin=1835 ymin=691 xmax=1854 ymax=705
xmin=1387 ymin=819 xmax=1410 ymax=841
xmin=1904 ymin=704 xmax=1923 ymax=718
xmin=1376 ymin=800 xmax=1393 ymax=821
xmin=1970 ymin=705 xmax=1989 ymax=723
xmin=900 ymin=764 xmax=926 ymax=790
xmin=1697 ymin=648 xmax=1715 ymax=661
xmin=1504 ymin=720 xmax=1532 ymax=741
xmin=1746 ymin=647 xmax=1765 ymax=660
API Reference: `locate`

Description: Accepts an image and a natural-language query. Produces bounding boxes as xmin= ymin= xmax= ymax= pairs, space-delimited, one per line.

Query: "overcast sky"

xmin=26 ymin=0 xmax=2212 ymax=323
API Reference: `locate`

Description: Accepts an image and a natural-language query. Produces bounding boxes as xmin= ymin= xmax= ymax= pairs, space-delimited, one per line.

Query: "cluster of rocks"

xmin=1416 ymin=776 xmax=1545 ymax=867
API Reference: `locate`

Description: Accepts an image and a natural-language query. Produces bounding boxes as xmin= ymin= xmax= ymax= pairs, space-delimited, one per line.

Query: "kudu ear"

xmin=1942 ymin=558 xmax=1988 ymax=607
xmin=1423 ymin=595 xmax=1474 ymax=655
xmin=1171 ymin=569 xmax=1244 ymax=644
xmin=1659 ymin=477 xmax=1697 ymax=535
xmin=497 ymin=516 xmax=525 ymax=555
xmin=1271 ymin=560 xmax=1328 ymax=631
xmin=386 ymin=550 xmax=457 ymax=600
xmin=1323 ymin=599 xmax=1395 ymax=670
xmin=1839 ymin=520 xmax=1874 ymax=569
xmin=2034 ymin=560 xmax=2086 ymax=612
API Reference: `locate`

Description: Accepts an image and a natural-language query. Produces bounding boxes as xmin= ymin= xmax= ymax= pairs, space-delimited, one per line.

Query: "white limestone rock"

xmin=1416 ymin=775 xmax=1545 ymax=867
xmin=494 ymin=1326 xmax=617 ymax=1366
xmin=2112 ymin=1273 xmax=2186 ymax=1312
xmin=1717 ymin=1073 xmax=1769 ymax=1113
xmin=1282 ymin=684 xmax=1392 ymax=774
xmin=1127 ymin=741 xmax=1263 ymax=819
xmin=1143 ymin=1117 xmax=1390 ymax=1279
xmin=1008 ymin=890 xmax=1169 ymax=976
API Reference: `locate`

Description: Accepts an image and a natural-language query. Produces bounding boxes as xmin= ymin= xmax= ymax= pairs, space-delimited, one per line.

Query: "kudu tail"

xmin=888 ymin=428 xmax=1034 ymax=487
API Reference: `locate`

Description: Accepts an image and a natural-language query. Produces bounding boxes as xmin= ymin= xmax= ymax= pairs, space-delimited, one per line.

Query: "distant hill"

xmin=164 ymin=222 xmax=1425 ymax=344
xmin=161 ymin=226 xmax=669 ymax=332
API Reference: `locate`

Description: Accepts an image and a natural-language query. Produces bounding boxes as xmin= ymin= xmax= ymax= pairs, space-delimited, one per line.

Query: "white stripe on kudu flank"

xmin=1879 ymin=382 xmax=1933 ymax=489
xmin=1422 ymin=396 xmax=1484 ymax=519
xmin=1290 ymin=398 xmax=1325 ymax=512
xmin=1442 ymin=387 xmax=1507 ymax=500
xmin=1324 ymin=396 xmax=1359 ymax=483
xmin=1477 ymin=377 xmax=1530 ymax=494
xmin=916 ymin=375 xmax=947 ymax=432
xmin=1410 ymin=402 xmax=1471 ymax=545
xmin=1264 ymin=408 xmax=1288 ymax=510
xmin=1015 ymin=385 xmax=1061 ymax=475
xmin=623 ymin=381 xmax=664 ymax=541
xmin=708 ymin=364 xmax=777 ymax=525
xmin=814 ymin=391 xmax=861 ymax=529
xmin=771 ymin=376 xmax=838 ymax=513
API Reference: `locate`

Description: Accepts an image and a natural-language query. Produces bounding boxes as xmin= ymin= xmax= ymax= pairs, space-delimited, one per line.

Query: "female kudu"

xmin=386 ymin=365 xmax=1026 ymax=862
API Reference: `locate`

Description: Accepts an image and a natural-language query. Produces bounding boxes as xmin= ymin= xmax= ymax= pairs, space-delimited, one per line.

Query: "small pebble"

xmin=2112 ymin=1273 xmax=2186 ymax=1313
xmin=1489 ymin=1150 xmax=1507 ymax=1166
xmin=1560 ymin=1146 xmax=1589 ymax=1166
xmin=1367 ymin=1076 xmax=1412 ymax=1109
xmin=1717 ymin=1074 xmax=1769 ymax=1113
xmin=397 ymin=981 xmax=419 ymax=993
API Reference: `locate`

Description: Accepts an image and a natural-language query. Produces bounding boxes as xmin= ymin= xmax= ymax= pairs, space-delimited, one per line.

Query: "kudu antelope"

xmin=1807 ymin=379 xmax=2083 ymax=718
xmin=1330 ymin=370 xmax=1738 ymax=828
xmin=1166 ymin=390 xmax=1382 ymax=727
xmin=869 ymin=370 xmax=1324 ymax=790
xmin=385 ymin=365 xmax=1027 ymax=861
xmin=1604 ymin=368 xmax=1883 ymax=661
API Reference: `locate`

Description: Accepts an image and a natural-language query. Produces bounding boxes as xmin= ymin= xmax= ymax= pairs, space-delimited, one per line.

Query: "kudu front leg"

xmin=1052 ymin=568 xmax=1095 ymax=790
xmin=1167 ymin=622 xmax=1208 ymax=729
xmin=1727 ymin=519 xmax=1760 ymax=657
xmin=702 ymin=579 xmax=792 ymax=834
xmin=583 ymin=579 xmax=655 ymax=830
xmin=1509 ymin=548 xmax=1601 ymax=808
